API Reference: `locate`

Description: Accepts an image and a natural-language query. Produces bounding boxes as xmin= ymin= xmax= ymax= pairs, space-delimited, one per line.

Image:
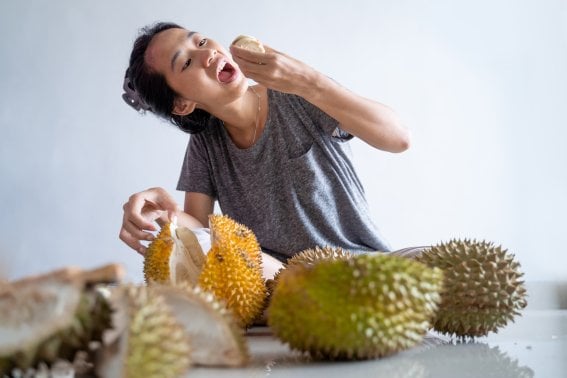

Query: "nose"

xmin=201 ymin=49 xmax=217 ymax=67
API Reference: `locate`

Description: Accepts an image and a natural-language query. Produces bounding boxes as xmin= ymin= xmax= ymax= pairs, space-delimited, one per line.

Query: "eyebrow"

xmin=171 ymin=31 xmax=197 ymax=72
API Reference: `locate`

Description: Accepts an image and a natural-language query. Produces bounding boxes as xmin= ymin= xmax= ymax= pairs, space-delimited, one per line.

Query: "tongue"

xmin=218 ymin=69 xmax=232 ymax=83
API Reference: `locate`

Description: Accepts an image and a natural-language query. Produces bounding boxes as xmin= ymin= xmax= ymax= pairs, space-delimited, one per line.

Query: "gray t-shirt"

xmin=177 ymin=89 xmax=391 ymax=261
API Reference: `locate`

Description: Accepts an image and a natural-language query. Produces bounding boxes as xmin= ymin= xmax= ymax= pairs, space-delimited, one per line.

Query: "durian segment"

xmin=415 ymin=239 xmax=528 ymax=338
xmin=199 ymin=215 xmax=267 ymax=328
xmin=268 ymin=254 xmax=444 ymax=360
xmin=152 ymin=284 xmax=249 ymax=366
xmin=144 ymin=222 xmax=206 ymax=286
xmin=231 ymin=35 xmax=265 ymax=53
xmin=97 ymin=285 xmax=191 ymax=378
xmin=0 ymin=268 xmax=114 ymax=375
xmin=0 ymin=276 xmax=82 ymax=369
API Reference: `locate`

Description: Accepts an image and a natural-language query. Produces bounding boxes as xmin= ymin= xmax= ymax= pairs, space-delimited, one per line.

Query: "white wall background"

xmin=1 ymin=0 xmax=566 ymax=284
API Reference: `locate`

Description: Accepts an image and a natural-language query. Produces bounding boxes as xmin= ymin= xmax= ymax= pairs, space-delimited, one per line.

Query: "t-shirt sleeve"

xmin=176 ymin=134 xmax=217 ymax=198
xmin=297 ymin=95 xmax=353 ymax=143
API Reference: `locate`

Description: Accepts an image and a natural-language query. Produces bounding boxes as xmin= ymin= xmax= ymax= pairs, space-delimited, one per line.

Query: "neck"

xmin=218 ymin=86 xmax=263 ymax=148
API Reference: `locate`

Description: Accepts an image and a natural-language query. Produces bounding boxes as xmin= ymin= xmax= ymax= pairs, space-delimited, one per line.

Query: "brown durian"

xmin=415 ymin=239 xmax=528 ymax=338
xmin=198 ymin=215 xmax=267 ymax=328
xmin=144 ymin=221 xmax=206 ymax=286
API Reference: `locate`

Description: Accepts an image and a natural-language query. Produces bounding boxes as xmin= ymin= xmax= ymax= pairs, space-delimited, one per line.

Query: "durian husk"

xmin=0 ymin=264 xmax=121 ymax=374
xmin=144 ymin=222 xmax=206 ymax=286
xmin=415 ymin=239 xmax=528 ymax=338
xmin=198 ymin=215 xmax=267 ymax=328
xmin=268 ymin=253 xmax=444 ymax=360
xmin=269 ymin=246 xmax=354 ymax=295
xmin=152 ymin=283 xmax=249 ymax=366
xmin=97 ymin=285 xmax=192 ymax=378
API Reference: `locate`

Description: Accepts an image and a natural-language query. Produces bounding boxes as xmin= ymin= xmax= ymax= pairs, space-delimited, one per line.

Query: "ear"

xmin=172 ymin=97 xmax=197 ymax=116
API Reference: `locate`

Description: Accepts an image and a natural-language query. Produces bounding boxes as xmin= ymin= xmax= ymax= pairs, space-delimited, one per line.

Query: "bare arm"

xmin=184 ymin=192 xmax=215 ymax=228
xmin=231 ymin=44 xmax=410 ymax=152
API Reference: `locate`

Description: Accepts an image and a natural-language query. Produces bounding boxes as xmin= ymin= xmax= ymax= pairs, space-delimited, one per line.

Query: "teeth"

xmin=218 ymin=60 xmax=227 ymax=73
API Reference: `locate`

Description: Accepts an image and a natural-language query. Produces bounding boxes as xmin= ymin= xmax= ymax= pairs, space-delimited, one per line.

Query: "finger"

xmin=233 ymin=56 xmax=274 ymax=80
xmin=145 ymin=189 xmax=180 ymax=219
xmin=124 ymin=197 xmax=157 ymax=231
xmin=118 ymin=227 xmax=149 ymax=256
xmin=123 ymin=217 xmax=156 ymax=242
xmin=230 ymin=44 xmax=271 ymax=65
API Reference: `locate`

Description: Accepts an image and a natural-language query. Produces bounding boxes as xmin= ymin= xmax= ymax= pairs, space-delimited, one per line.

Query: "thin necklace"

xmin=248 ymin=86 xmax=261 ymax=148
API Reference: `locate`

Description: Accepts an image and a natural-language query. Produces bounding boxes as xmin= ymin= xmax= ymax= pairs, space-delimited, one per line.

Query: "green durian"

xmin=267 ymin=246 xmax=354 ymax=297
xmin=415 ymin=239 xmax=528 ymax=338
xmin=97 ymin=285 xmax=192 ymax=378
xmin=267 ymin=253 xmax=444 ymax=360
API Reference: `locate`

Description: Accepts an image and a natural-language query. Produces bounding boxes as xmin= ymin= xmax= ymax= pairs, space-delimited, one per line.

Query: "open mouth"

xmin=217 ymin=60 xmax=238 ymax=83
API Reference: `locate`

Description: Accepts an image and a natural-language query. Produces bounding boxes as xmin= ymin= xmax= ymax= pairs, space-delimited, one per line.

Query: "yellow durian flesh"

xmin=268 ymin=254 xmax=444 ymax=360
xmin=415 ymin=239 xmax=528 ymax=338
xmin=198 ymin=215 xmax=267 ymax=328
xmin=144 ymin=222 xmax=205 ymax=286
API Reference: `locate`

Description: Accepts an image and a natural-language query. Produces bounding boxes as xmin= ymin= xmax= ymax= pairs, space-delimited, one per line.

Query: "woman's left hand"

xmin=230 ymin=44 xmax=320 ymax=98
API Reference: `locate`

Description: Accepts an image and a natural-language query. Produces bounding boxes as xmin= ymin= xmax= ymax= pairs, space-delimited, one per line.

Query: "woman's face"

xmin=145 ymin=27 xmax=247 ymax=114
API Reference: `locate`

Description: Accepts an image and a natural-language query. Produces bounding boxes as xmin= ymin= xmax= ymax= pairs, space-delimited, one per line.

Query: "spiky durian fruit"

xmin=144 ymin=221 xmax=206 ymax=285
xmin=267 ymin=254 xmax=444 ymax=360
xmin=415 ymin=239 xmax=528 ymax=338
xmin=97 ymin=285 xmax=191 ymax=378
xmin=198 ymin=215 xmax=267 ymax=328
xmin=268 ymin=246 xmax=354 ymax=298
xmin=288 ymin=246 xmax=354 ymax=267
xmin=152 ymin=284 xmax=249 ymax=366
xmin=0 ymin=265 xmax=119 ymax=375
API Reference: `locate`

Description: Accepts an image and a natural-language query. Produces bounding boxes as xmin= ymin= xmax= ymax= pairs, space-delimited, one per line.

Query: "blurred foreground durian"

xmin=268 ymin=254 xmax=444 ymax=360
xmin=0 ymin=265 xmax=121 ymax=375
xmin=144 ymin=220 xmax=206 ymax=285
xmin=198 ymin=215 xmax=267 ymax=328
xmin=152 ymin=283 xmax=249 ymax=366
xmin=415 ymin=239 xmax=528 ymax=338
xmin=97 ymin=285 xmax=191 ymax=378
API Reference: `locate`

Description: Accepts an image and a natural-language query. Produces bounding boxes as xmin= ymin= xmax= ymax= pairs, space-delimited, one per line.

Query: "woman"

xmin=119 ymin=22 xmax=410 ymax=271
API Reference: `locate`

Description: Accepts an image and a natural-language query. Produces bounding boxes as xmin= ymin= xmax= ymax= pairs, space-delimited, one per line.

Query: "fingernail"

xmin=147 ymin=234 xmax=155 ymax=241
xmin=138 ymin=247 xmax=146 ymax=255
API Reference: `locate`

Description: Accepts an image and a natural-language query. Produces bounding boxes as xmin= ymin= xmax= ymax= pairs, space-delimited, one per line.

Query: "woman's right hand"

xmin=119 ymin=187 xmax=180 ymax=255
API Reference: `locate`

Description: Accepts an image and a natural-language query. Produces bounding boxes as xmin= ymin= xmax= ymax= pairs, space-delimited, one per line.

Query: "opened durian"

xmin=198 ymin=215 xmax=267 ymax=328
xmin=144 ymin=219 xmax=206 ymax=285
xmin=415 ymin=239 xmax=528 ymax=338
xmin=268 ymin=254 xmax=444 ymax=360
xmin=0 ymin=265 xmax=120 ymax=375
xmin=97 ymin=285 xmax=191 ymax=378
xmin=152 ymin=283 xmax=249 ymax=366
